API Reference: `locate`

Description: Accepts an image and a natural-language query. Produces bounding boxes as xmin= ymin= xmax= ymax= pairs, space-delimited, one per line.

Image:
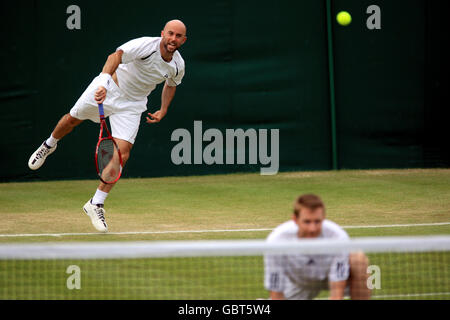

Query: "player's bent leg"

xmin=28 ymin=114 xmax=83 ymax=170
xmin=83 ymin=199 xmax=108 ymax=232
xmin=98 ymin=138 xmax=133 ymax=193
xmin=52 ymin=113 xmax=83 ymax=139
xmin=28 ymin=141 xmax=58 ymax=170
xmin=348 ymin=251 xmax=371 ymax=300
xmin=84 ymin=138 xmax=133 ymax=232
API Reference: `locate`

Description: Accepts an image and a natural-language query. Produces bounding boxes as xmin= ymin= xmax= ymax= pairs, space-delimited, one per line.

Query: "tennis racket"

xmin=95 ymin=103 xmax=123 ymax=184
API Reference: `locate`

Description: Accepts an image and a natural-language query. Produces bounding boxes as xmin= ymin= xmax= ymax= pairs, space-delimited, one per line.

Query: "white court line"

xmin=370 ymin=292 xmax=450 ymax=299
xmin=315 ymin=291 xmax=450 ymax=300
xmin=0 ymin=222 xmax=449 ymax=238
xmin=342 ymin=222 xmax=450 ymax=229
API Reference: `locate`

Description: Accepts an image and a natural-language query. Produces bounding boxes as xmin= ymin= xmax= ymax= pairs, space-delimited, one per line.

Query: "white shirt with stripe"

xmin=116 ymin=37 xmax=185 ymax=102
xmin=264 ymin=219 xmax=350 ymax=298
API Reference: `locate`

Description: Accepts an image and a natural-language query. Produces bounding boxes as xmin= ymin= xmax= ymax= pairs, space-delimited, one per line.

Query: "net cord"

xmin=0 ymin=236 xmax=449 ymax=260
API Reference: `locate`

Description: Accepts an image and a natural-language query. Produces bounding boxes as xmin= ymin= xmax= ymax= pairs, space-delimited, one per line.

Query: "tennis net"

xmin=0 ymin=236 xmax=449 ymax=299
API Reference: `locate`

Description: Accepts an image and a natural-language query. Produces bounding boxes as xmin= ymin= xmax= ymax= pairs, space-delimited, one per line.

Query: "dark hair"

xmin=293 ymin=194 xmax=325 ymax=217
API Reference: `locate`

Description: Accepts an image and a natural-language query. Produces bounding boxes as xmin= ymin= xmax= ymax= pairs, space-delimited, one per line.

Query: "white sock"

xmin=92 ymin=189 xmax=108 ymax=205
xmin=45 ymin=134 xmax=59 ymax=148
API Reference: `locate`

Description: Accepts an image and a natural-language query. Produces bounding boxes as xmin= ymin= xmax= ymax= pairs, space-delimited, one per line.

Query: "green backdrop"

xmin=1 ymin=0 xmax=448 ymax=181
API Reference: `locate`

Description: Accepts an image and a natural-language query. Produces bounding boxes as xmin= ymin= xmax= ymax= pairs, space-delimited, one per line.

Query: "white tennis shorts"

xmin=70 ymin=74 xmax=147 ymax=144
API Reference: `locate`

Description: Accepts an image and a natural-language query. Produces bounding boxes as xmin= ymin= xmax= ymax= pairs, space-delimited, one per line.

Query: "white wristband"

xmin=98 ymin=73 xmax=112 ymax=89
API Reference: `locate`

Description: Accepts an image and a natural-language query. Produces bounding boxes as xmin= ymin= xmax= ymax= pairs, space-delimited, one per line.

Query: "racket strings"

xmin=97 ymin=139 xmax=121 ymax=183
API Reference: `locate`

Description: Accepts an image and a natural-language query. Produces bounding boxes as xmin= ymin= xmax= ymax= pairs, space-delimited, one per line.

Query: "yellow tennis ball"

xmin=337 ymin=11 xmax=352 ymax=26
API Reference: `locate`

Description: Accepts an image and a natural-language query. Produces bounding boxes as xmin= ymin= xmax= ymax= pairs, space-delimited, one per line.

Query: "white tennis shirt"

xmin=115 ymin=37 xmax=185 ymax=102
xmin=264 ymin=220 xmax=350 ymax=294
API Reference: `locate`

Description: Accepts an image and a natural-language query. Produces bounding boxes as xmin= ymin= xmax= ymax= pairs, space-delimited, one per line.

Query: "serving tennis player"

xmin=264 ymin=194 xmax=371 ymax=300
xmin=27 ymin=20 xmax=187 ymax=232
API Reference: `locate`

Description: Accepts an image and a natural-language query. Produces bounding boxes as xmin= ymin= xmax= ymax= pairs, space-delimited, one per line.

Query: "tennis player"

xmin=264 ymin=194 xmax=371 ymax=300
xmin=27 ymin=20 xmax=187 ymax=232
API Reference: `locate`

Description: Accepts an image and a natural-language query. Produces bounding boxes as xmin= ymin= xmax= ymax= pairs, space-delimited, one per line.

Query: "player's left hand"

xmin=146 ymin=110 xmax=166 ymax=124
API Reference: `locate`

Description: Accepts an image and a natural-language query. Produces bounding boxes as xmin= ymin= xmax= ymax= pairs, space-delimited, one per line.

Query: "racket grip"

xmin=98 ymin=103 xmax=105 ymax=119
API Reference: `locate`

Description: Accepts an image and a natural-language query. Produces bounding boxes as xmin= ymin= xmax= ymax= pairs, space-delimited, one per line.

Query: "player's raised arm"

xmin=95 ymin=50 xmax=124 ymax=104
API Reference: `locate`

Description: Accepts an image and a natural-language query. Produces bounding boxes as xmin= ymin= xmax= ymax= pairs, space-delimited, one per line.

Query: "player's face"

xmin=161 ymin=26 xmax=187 ymax=53
xmin=294 ymin=206 xmax=325 ymax=238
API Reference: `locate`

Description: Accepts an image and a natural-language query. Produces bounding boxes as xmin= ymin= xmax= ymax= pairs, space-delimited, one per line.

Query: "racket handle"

xmin=98 ymin=103 xmax=105 ymax=119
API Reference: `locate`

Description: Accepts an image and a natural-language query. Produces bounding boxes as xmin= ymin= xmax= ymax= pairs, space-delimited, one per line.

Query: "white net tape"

xmin=1 ymin=236 xmax=449 ymax=260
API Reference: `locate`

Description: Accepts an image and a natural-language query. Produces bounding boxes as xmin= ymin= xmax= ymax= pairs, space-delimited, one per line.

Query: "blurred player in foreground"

xmin=27 ymin=20 xmax=187 ymax=232
xmin=264 ymin=194 xmax=371 ymax=300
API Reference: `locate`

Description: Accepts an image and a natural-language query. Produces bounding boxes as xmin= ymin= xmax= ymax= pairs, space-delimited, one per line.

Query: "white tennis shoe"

xmin=83 ymin=199 xmax=108 ymax=233
xmin=28 ymin=141 xmax=57 ymax=170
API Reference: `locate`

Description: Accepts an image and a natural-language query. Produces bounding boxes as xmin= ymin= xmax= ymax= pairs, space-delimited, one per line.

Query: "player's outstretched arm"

xmin=95 ymin=50 xmax=124 ymax=104
xmin=146 ymin=83 xmax=176 ymax=124
xmin=329 ymin=280 xmax=346 ymax=300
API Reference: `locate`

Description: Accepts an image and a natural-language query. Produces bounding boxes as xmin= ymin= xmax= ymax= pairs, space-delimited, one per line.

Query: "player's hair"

xmin=293 ymin=194 xmax=325 ymax=217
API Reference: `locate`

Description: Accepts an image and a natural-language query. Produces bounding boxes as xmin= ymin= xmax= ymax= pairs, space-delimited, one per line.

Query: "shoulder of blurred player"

xmin=266 ymin=220 xmax=297 ymax=242
xmin=321 ymin=219 xmax=349 ymax=239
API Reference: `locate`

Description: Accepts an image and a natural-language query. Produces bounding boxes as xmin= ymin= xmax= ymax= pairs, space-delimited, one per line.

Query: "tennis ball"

xmin=336 ymin=11 xmax=352 ymax=26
